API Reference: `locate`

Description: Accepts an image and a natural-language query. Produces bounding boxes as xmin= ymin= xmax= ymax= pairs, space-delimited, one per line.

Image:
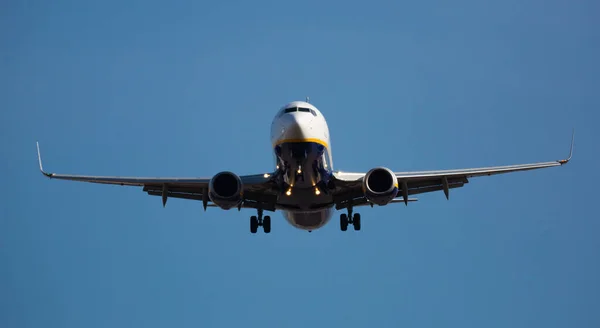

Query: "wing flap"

xmin=335 ymin=197 xmax=418 ymax=210
xmin=143 ymin=185 xmax=203 ymax=194
xmin=406 ymin=181 xmax=466 ymax=196
xmin=404 ymin=176 xmax=468 ymax=189
xmin=394 ymin=161 xmax=562 ymax=180
xmin=147 ymin=190 xmax=203 ymax=201
xmin=43 ymin=174 xmax=210 ymax=186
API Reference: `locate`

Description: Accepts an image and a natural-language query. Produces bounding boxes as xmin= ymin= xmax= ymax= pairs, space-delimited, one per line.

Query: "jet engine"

xmin=362 ymin=167 xmax=399 ymax=206
xmin=208 ymin=171 xmax=243 ymax=210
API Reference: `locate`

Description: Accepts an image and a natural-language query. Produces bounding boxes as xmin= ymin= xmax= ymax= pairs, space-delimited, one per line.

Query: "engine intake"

xmin=362 ymin=167 xmax=398 ymax=206
xmin=209 ymin=171 xmax=243 ymax=210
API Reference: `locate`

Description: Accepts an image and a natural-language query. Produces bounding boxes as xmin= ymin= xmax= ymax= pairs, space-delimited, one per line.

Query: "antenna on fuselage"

xmin=306 ymin=96 xmax=310 ymax=103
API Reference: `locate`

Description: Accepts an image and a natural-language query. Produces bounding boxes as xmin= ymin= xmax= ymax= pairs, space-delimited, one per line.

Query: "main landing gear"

xmin=340 ymin=207 xmax=361 ymax=231
xmin=250 ymin=208 xmax=271 ymax=234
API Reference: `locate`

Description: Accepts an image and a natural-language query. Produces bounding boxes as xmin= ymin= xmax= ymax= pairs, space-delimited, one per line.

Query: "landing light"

xmin=315 ymin=188 xmax=321 ymax=196
xmin=286 ymin=189 xmax=292 ymax=196
xmin=263 ymin=173 xmax=270 ymax=178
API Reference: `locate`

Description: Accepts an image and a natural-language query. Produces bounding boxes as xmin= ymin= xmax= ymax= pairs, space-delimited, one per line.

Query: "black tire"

xmin=340 ymin=214 xmax=348 ymax=231
xmin=250 ymin=216 xmax=258 ymax=233
xmin=353 ymin=213 xmax=361 ymax=231
xmin=263 ymin=216 xmax=271 ymax=233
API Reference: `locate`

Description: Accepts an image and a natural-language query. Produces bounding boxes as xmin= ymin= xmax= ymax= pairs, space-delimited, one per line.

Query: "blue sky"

xmin=1 ymin=0 xmax=599 ymax=327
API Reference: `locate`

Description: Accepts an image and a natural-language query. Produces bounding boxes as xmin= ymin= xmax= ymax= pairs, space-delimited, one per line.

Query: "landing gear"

xmin=250 ymin=208 xmax=271 ymax=234
xmin=353 ymin=213 xmax=361 ymax=231
xmin=250 ymin=216 xmax=259 ymax=233
xmin=340 ymin=206 xmax=362 ymax=231
xmin=263 ymin=216 xmax=271 ymax=233
xmin=340 ymin=214 xmax=348 ymax=231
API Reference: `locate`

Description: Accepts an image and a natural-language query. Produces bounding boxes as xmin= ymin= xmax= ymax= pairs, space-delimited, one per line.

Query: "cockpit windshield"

xmin=282 ymin=107 xmax=317 ymax=116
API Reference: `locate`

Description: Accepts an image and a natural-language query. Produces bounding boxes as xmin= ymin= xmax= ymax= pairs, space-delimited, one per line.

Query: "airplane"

xmin=36 ymin=100 xmax=574 ymax=233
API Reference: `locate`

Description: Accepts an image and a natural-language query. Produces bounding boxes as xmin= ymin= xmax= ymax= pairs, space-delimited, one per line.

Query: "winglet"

xmin=36 ymin=142 xmax=54 ymax=177
xmin=558 ymin=129 xmax=574 ymax=165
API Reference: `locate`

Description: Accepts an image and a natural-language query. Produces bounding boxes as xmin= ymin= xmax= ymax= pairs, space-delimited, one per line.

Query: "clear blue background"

xmin=2 ymin=0 xmax=598 ymax=327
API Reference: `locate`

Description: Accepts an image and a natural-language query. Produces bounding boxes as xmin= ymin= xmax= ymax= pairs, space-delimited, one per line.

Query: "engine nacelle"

xmin=362 ymin=167 xmax=399 ymax=206
xmin=208 ymin=171 xmax=243 ymax=210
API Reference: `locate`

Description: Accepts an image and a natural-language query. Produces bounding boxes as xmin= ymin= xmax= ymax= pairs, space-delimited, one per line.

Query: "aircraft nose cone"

xmin=280 ymin=112 xmax=313 ymax=140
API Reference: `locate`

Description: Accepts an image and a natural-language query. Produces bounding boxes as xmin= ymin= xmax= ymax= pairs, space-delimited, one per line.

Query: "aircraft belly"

xmin=273 ymin=141 xmax=335 ymax=231
xmin=283 ymin=208 xmax=334 ymax=231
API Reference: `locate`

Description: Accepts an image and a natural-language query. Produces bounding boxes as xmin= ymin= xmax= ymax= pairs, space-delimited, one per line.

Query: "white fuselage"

xmin=269 ymin=101 xmax=335 ymax=231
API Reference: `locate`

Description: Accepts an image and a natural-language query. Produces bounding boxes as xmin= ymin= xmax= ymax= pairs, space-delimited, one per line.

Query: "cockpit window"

xmin=280 ymin=107 xmax=317 ymax=117
xmin=299 ymin=107 xmax=317 ymax=116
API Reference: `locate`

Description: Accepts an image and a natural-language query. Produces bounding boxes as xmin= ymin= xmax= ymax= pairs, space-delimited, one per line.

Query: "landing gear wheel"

xmin=250 ymin=216 xmax=258 ymax=234
xmin=353 ymin=213 xmax=361 ymax=231
xmin=263 ymin=216 xmax=271 ymax=233
xmin=340 ymin=214 xmax=348 ymax=231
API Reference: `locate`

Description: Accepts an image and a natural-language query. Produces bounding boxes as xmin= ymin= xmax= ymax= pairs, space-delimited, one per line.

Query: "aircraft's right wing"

xmin=36 ymin=142 xmax=279 ymax=210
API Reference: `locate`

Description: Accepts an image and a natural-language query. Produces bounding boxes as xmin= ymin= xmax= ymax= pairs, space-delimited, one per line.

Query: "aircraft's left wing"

xmin=331 ymin=131 xmax=574 ymax=206
xmin=36 ymin=142 xmax=277 ymax=209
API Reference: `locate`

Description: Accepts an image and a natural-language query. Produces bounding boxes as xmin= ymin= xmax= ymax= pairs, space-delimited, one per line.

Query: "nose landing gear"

xmin=250 ymin=208 xmax=271 ymax=234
